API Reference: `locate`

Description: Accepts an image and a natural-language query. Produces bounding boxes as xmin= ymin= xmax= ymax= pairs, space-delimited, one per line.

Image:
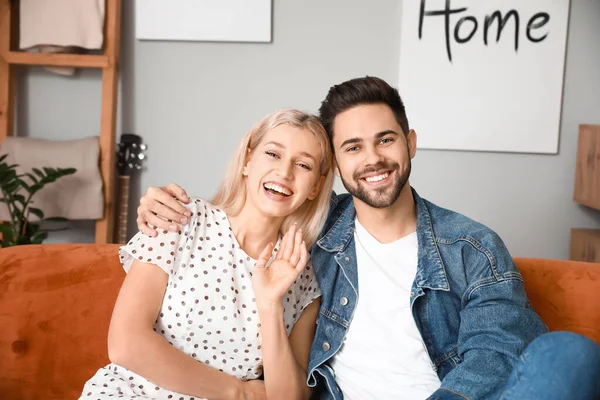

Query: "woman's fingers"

xmin=295 ymin=241 xmax=308 ymax=272
xmin=289 ymin=229 xmax=303 ymax=266
xmin=255 ymin=242 xmax=274 ymax=269
xmin=281 ymin=224 xmax=296 ymax=260
xmin=276 ymin=224 xmax=293 ymax=260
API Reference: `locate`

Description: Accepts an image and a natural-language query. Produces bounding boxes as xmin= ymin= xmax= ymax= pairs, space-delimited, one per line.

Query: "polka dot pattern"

xmin=79 ymin=198 xmax=321 ymax=399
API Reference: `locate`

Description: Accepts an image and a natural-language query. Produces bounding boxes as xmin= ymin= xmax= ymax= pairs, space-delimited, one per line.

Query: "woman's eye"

xmin=297 ymin=163 xmax=312 ymax=171
xmin=265 ymin=151 xmax=279 ymax=158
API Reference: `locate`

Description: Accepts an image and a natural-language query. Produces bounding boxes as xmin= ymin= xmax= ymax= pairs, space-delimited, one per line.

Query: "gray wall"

xmin=14 ymin=0 xmax=600 ymax=259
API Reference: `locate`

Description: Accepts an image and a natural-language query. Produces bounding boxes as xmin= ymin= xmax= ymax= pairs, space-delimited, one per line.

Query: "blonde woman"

xmin=80 ymin=109 xmax=334 ymax=400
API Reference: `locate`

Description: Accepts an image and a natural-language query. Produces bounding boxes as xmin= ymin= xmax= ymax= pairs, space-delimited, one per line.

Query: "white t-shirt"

xmin=80 ymin=198 xmax=320 ymax=400
xmin=330 ymin=218 xmax=440 ymax=399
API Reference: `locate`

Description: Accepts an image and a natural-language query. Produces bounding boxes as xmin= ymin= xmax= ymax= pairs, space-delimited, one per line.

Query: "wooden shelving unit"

xmin=571 ymin=124 xmax=600 ymax=263
xmin=0 ymin=0 xmax=122 ymax=244
xmin=5 ymin=51 xmax=110 ymax=68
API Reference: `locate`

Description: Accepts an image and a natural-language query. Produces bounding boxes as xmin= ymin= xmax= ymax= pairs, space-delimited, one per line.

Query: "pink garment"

xmin=0 ymin=136 xmax=104 ymax=221
xmin=19 ymin=0 xmax=106 ymax=76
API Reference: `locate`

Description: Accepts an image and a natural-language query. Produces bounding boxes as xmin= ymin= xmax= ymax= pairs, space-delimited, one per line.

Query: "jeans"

xmin=500 ymin=331 xmax=600 ymax=400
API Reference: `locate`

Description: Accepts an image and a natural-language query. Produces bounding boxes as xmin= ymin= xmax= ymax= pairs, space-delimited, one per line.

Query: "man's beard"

xmin=339 ymin=160 xmax=411 ymax=209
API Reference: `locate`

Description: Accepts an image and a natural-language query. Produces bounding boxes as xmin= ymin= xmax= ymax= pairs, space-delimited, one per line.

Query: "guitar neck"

xmin=115 ymin=175 xmax=131 ymax=244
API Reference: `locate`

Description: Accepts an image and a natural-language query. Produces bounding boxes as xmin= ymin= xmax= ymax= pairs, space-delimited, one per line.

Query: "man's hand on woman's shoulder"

xmin=136 ymin=183 xmax=192 ymax=236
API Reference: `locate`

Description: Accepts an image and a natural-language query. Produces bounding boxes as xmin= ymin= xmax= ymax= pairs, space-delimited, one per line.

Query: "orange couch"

xmin=1 ymin=244 xmax=599 ymax=400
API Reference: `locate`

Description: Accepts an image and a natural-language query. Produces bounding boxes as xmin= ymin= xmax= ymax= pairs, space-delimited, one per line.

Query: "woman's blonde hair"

xmin=212 ymin=108 xmax=334 ymax=248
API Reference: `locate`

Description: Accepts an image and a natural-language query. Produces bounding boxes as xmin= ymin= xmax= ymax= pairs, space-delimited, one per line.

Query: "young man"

xmin=135 ymin=77 xmax=600 ymax=399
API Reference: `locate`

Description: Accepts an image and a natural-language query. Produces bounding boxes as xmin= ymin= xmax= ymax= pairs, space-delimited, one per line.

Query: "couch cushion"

xmin=0 ymin=244 xmax=123 ymax=399
xmin=516 ymin=257 xmax=600 ymax=345
xmin=0 ymin=246 xmax=598 ymax=399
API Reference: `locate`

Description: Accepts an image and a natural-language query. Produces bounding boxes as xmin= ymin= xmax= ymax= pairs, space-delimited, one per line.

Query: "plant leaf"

xmin=26 ymin=222 xmax=40 ymax=235
xmin=4 ymin=181 xmax=19 ymax=194
xmin=0 ymin=224 xmax=14 ymax=242
xmin=11 ymin=208 xmax=22 ymax=219
xmin=24 ymin=173 xmax=39 ymax=184
xmin=33 ymin=168 xmax=44 ymax=178
xmin=16 ymin=235 xmax=31 ymax=245
xmin=31 ymin=231 xmax=48 ymax=244
xmin=1 ymin=170 xmax=17 ymax=186
xmin=13 ymin=193 xmax=26 ymax=204
xmin=15 ymin=179 xmax=32 ymax=194
xmin=43 ymin=167 xmax=55 ymax=176
xmin=28 ymin=207 xmax=44 ymax=220
xmin=58 ymin=167 xmax=77 ymax=175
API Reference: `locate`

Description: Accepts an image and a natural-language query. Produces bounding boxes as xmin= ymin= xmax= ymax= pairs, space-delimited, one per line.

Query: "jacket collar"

xmin=316 ymin=188 xmax=449 ymax=290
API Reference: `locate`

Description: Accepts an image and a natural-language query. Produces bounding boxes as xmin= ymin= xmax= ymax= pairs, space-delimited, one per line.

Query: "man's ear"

xmin=308 ymin=175 xmax=326 ymax=200
xmin=406 ymin=129 xmax=417 ymax=159
xmin=333 ymin=158 xmax=340 ymax=177
xmin=242 ymin=148 xmax=252 ymax=176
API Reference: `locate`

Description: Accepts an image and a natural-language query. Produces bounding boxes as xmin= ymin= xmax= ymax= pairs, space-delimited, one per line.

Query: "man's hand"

xmin=136 ymin=184 xmax=192 ymax=237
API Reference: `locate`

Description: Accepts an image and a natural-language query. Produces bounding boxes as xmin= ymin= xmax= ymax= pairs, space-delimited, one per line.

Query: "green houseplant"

xmin=0 ymin=154 xmax=76 ymax=247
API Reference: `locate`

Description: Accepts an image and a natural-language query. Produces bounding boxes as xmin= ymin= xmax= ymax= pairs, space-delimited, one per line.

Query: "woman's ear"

xmin=242 ymin=148 xmax=252 ymax=176
xmin=308 ymin=175 xmax=326 ymax=200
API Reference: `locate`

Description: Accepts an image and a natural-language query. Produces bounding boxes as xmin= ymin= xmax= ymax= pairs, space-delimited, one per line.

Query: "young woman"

xmin=80 ymin=108 xmax=334 ymax=400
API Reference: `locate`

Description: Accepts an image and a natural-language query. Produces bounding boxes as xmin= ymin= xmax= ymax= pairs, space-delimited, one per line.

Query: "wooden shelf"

xmin=5 ymin=51 xmax=109 ymax=68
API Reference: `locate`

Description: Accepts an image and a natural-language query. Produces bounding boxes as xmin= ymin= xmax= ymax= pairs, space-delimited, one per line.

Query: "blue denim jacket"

xmin=307 ymin=189 xmax=548 ymax=400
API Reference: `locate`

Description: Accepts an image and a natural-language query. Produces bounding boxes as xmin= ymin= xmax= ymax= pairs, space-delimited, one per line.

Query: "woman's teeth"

xmin=264 ymin=183 xmax=292 ymax=196
xmin=365 ymin=172 xmax=389 ymax=183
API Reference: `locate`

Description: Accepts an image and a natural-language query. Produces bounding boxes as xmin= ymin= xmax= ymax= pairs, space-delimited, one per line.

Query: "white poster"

xmin=398 ymin=0 xmax=570 ymax=153
xmin=136 ymin=0 xmax=272 ymax=43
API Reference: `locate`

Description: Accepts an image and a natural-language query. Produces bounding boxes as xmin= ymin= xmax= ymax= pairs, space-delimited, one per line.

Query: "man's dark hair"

xmin=318 ymin=76 xmax=410 ymax=150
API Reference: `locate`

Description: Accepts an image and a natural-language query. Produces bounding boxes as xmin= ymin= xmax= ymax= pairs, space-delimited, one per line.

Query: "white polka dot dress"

xmin=80 ymin=198 xmax=321 ymax=400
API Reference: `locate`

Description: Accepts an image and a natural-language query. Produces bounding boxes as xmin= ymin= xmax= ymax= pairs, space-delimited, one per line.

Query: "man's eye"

xmin=346 ymin=146 xmax=359 ymax=152
xmin=380 ymin=138 xmax=393 ymax=144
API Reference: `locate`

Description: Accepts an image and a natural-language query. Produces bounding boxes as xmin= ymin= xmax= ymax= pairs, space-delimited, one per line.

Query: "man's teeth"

xmin=365 ymin=173 xmax=390 ymax=183
xmin=264 ymin=183 xmax=292 ymax=196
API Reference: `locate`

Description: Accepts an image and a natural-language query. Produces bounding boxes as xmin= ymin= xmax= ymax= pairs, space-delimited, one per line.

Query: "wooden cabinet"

xmin=570 ymin=229 xmax=600 ymax=263
xmin=574 ymin=124 xmax=600 ymax=209
xmin=571 ymin=124 xmax=600 ymax=263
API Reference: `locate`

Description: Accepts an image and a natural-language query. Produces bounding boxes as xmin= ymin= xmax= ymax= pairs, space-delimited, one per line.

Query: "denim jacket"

xmin=307 ymin=189 xmax=547 ymax=400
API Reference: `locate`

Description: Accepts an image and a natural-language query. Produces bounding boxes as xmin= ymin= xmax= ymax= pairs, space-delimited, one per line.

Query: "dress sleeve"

xmin=118 ymin=198 xmax=207 ymax=277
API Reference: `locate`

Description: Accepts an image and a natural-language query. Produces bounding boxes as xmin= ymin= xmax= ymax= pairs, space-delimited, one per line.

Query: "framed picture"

xmin=136 ymin=0 xmax=272 ymax=43
xmin=398 ymin=0 xmax=571 ymax=153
